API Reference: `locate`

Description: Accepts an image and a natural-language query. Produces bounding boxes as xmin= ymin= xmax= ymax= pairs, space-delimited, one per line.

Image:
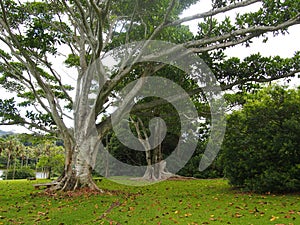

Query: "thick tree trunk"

xmin=142 ymin=165 xmax=157 ymax=181
xmin=131 ymin=116 xmax=174 ymax=181
xmin=52 ymin=163 xmax=100 ymax=191
xmin=53 ymin=62 xmax=105 ymax=192
xmin=51 ymin=136 xmax=101 ymax=192
xmin=157 ymin=160 xmax=173 ymax=180
xmin=142 ymin=147 xmax=157 ymax=181
xmin=142 ymin=159 xmax=173 ymax=181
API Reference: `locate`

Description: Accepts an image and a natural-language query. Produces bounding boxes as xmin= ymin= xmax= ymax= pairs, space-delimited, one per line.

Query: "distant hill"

xmin=0 ymin=130 xmax=13 ymax=136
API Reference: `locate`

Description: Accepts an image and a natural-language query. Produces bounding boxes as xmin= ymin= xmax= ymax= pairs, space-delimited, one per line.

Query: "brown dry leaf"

xmin=235 ymin=213 xmax=243 ymax=218
xmin=37 ymin=212 xmax=46 ymax=216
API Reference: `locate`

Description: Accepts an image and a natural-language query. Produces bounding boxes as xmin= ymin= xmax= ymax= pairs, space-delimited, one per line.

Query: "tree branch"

xmin=219 ymin=69 xmax=300 ymax=90
xmin=165 ymin=0 xmax=262 ymax=27
xmin=130 ymin=69 xmax=300 ymax=113
xmin=0 ymin=120 xmax=54 ymax=134
xmin=186 ymin=14 xmax=300 ymax=52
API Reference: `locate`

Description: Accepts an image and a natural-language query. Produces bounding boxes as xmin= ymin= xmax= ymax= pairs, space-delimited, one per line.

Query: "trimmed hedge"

xmin=1 ymin=168 xmax=35 ymax=180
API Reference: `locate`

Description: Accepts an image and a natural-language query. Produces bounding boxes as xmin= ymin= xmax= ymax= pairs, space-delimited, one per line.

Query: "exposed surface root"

xmin=166 ymin=175 xmax=198 ymax=180
xmin=45 ymin=172 xmax=103 ymax=192
xmin=32 ymin=187 xmax=107 ymax=198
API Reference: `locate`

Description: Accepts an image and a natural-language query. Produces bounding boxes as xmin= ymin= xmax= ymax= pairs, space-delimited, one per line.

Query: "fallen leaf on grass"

xmin=270 ymin=215 xmax=279 ymax=221
xmin=188 ymin=223 xmax=199 ymax=225
xmin=37 ymin=212 xmax=46 ymax=216
xmin=234 ymin=213 xmax=243 ymax=218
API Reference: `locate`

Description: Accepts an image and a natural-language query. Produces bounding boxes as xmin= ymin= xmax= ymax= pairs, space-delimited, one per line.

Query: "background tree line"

xmin=0 ymin=134 xmax=64 ymax=180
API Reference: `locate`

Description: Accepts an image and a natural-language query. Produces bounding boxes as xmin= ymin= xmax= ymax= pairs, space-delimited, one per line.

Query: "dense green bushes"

xmin=222 ymin=86 xmax=300 ymax=193
xmin=1 ymin=167 xmax=35 ymax=180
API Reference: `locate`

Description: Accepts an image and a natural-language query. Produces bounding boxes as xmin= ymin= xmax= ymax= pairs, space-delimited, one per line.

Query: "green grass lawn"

xmin=0 ymin=178 xmax=299 ymax=225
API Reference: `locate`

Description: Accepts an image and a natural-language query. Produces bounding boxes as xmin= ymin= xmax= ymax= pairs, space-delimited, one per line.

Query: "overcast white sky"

xmin=182 ymin=1 xmax=300 ymax=58
xmin=1 ymin=0 xmax=300 ymax=133
xmin=181 ymin=0 xmax=300 ymax=88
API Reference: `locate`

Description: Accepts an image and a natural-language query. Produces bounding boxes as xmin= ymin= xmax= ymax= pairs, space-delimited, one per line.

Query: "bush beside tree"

xmin=222 ymin=86 xmax=300 ymax=193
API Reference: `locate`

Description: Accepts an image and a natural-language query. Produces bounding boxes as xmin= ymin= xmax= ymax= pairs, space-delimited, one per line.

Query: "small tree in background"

xmin=36 ymin=142 xmax=65 ymax=179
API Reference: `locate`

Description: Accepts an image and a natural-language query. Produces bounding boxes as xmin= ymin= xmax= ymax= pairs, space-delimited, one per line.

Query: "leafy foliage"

xmin=36 ymin=154 xmax=64 ymax=178
xmin=222 ymin=85 xmax=300 ymax=193
xmin=0 ymin=98 xmax=23 ymax=125
xmin=1 ymin=167 xmax=35 ymax=180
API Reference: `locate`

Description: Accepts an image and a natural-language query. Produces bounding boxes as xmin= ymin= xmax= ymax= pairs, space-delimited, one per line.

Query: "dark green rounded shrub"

xmin=1 ymin=167 xmax=35 ymax=180
xmin=222 ymin=86 xmax=300 ymax=193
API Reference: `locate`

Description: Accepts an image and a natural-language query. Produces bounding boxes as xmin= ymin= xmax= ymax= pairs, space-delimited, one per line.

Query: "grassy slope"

xmin=0 ymin=178 xmax=299 ymax=225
